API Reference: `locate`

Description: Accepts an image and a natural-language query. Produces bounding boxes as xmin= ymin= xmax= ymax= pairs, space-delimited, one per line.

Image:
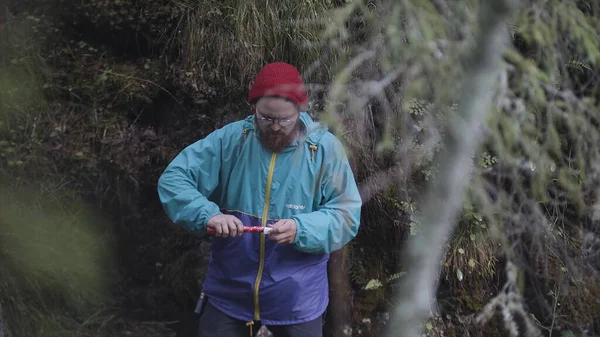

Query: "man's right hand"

xmin=206 ymin=214 xmax=244 ymax=237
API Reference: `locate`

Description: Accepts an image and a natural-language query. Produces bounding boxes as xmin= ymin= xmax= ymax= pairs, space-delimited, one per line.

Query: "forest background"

xmin=1 ymin=0 xmax=600 ymax=337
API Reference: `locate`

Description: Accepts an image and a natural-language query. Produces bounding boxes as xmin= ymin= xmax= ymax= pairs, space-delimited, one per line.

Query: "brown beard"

xmin=258 ymin=123 xmax=301 ymax=153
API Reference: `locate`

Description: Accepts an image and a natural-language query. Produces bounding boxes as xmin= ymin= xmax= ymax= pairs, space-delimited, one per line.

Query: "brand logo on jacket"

xmin=285 ymin=203 xmax=305 ymax=210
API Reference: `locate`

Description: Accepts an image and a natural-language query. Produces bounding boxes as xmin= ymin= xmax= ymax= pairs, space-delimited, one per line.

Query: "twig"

xmin=548 ymin=282 xmax=560 ymax=336
xmin=106 ymin=70 xmax=183 ymax=105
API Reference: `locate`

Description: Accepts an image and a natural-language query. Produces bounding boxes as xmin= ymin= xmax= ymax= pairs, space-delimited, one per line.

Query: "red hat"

xmin=248 ymin=62 xmax=308 ymax=111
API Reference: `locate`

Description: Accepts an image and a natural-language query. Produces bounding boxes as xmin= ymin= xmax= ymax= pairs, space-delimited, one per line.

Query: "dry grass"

xmin=522 ymin=226 xmax=600 ymax=334
xmin=444 ymin=221 xmax=500 ymax=285
xmin=178 ymin=0 xmax=340 ymax=89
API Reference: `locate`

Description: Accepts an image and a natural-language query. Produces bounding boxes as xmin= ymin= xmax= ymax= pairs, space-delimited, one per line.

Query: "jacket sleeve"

xmin=157 ymin=128 xmax=227 ymax=236
xmin=291 ymin=137 xmax=362 ymax=254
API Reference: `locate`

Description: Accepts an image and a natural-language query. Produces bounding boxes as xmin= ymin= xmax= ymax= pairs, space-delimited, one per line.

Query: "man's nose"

xmin=270 ymin=122 xmax=282 ymax=131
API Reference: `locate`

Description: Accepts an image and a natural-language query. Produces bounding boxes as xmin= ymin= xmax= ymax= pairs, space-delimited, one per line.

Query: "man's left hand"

xmin=268 ymin=219 xmax=297 ymax=244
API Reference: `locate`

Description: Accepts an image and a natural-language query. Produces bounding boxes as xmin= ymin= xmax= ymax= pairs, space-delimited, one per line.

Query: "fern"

xmin=566 ymin=59 xmax=592 ymax=72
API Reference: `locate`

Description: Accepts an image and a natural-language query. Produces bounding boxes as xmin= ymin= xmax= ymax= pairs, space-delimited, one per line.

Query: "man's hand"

xmin=206 ymin=214 xmax=244 ymax=237
xmin=268 ymin=219 xmax=297 ymax=244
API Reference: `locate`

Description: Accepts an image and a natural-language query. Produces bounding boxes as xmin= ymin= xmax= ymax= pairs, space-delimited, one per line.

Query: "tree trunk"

xmin=382 ymin=0 xmax=518 ymax=336
xmin=324 ymin=247 xmax=353 ymax=337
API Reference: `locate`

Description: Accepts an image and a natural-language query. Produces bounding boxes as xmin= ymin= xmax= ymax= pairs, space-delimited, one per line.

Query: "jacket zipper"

xmin=253 ymin=152 xmax=277 ymax=321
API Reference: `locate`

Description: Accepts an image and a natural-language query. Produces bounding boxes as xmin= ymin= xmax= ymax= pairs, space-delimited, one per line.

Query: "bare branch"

xmin=383 ymin=0 xmax=519 ymax=336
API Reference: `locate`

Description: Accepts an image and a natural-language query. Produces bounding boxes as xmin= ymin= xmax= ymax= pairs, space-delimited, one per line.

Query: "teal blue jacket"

xmin=157 ymin=112 xmax=362 ymax=324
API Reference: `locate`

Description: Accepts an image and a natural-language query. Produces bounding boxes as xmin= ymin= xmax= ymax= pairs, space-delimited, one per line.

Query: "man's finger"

xmin=272 ymin=221 xmax=290 ymax=235
xmin=230 ymin=220 xmax=241 ymax=236
xmin=269 ymin=230 xmax=290 ymax=243
xmin=272 ymin=234 xmax=292 ymax=244
xmin=281 ymin=231 xmax=294 ymax=243
xmin=234 ymin=218 xmax=244 ymax=236
xmin=280 ymin=220 xmax=293 ymax=231
xmin=270 ymin=220 xmax=284 ymax=232
xmin=268 ymin=221 xmax=286 ymax=239
xmin=223 ymin=220 xmax=234 ymax=236
xmin=268 ymin=228 xmax=281 ymax=240
xmin=270 ymin=233 xmax=283 ymax=243
xmin=214 ymin=223 xmax=222 ymax=237
xmin=221 ymin=221 xmax=230 ymax=237
xmin=231 ymin=221 xmax=240 ymax=236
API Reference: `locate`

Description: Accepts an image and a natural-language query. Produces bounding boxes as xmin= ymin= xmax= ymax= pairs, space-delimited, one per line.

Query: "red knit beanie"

xmin=248 ymin=62 xmax=308 ymax=111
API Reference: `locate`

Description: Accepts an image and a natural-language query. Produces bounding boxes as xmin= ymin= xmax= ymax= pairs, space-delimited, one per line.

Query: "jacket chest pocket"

xmin=277 ymin=173 xmax=321 ymax=215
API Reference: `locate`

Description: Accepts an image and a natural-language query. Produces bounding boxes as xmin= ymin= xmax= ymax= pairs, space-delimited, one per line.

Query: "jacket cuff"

xmin=198 ymin=204 xmax=222 ymax=233
xmin=291 ymin=216 xmax=307 ymax=247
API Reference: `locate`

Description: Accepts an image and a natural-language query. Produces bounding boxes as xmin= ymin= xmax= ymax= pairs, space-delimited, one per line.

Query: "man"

xmin=157 ymin=62 xmax=362 ymax=337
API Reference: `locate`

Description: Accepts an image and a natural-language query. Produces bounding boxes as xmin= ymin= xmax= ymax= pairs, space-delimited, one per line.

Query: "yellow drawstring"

xmin=246 ymin=321 xmax=254 ymax=337
xmin=309 ymin=144 xmax=317 ymax=162
xmin=243 ymin=129 xmax=248 ymax=142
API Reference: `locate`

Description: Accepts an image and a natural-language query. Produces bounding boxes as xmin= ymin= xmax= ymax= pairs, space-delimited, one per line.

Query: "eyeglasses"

xmin=256 ymin=111 xmax=296 ymax=127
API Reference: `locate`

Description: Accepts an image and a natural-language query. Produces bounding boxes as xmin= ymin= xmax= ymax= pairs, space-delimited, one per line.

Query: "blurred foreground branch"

xmin=383 ymin=0 xmax=518 ymax=336
xmin=0 ymin=303 xmax=5 ymax=337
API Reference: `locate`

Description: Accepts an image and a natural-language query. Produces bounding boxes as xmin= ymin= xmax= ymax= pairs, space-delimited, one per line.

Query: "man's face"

xmin=254 ymin=97 xmax=301 ymax=153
